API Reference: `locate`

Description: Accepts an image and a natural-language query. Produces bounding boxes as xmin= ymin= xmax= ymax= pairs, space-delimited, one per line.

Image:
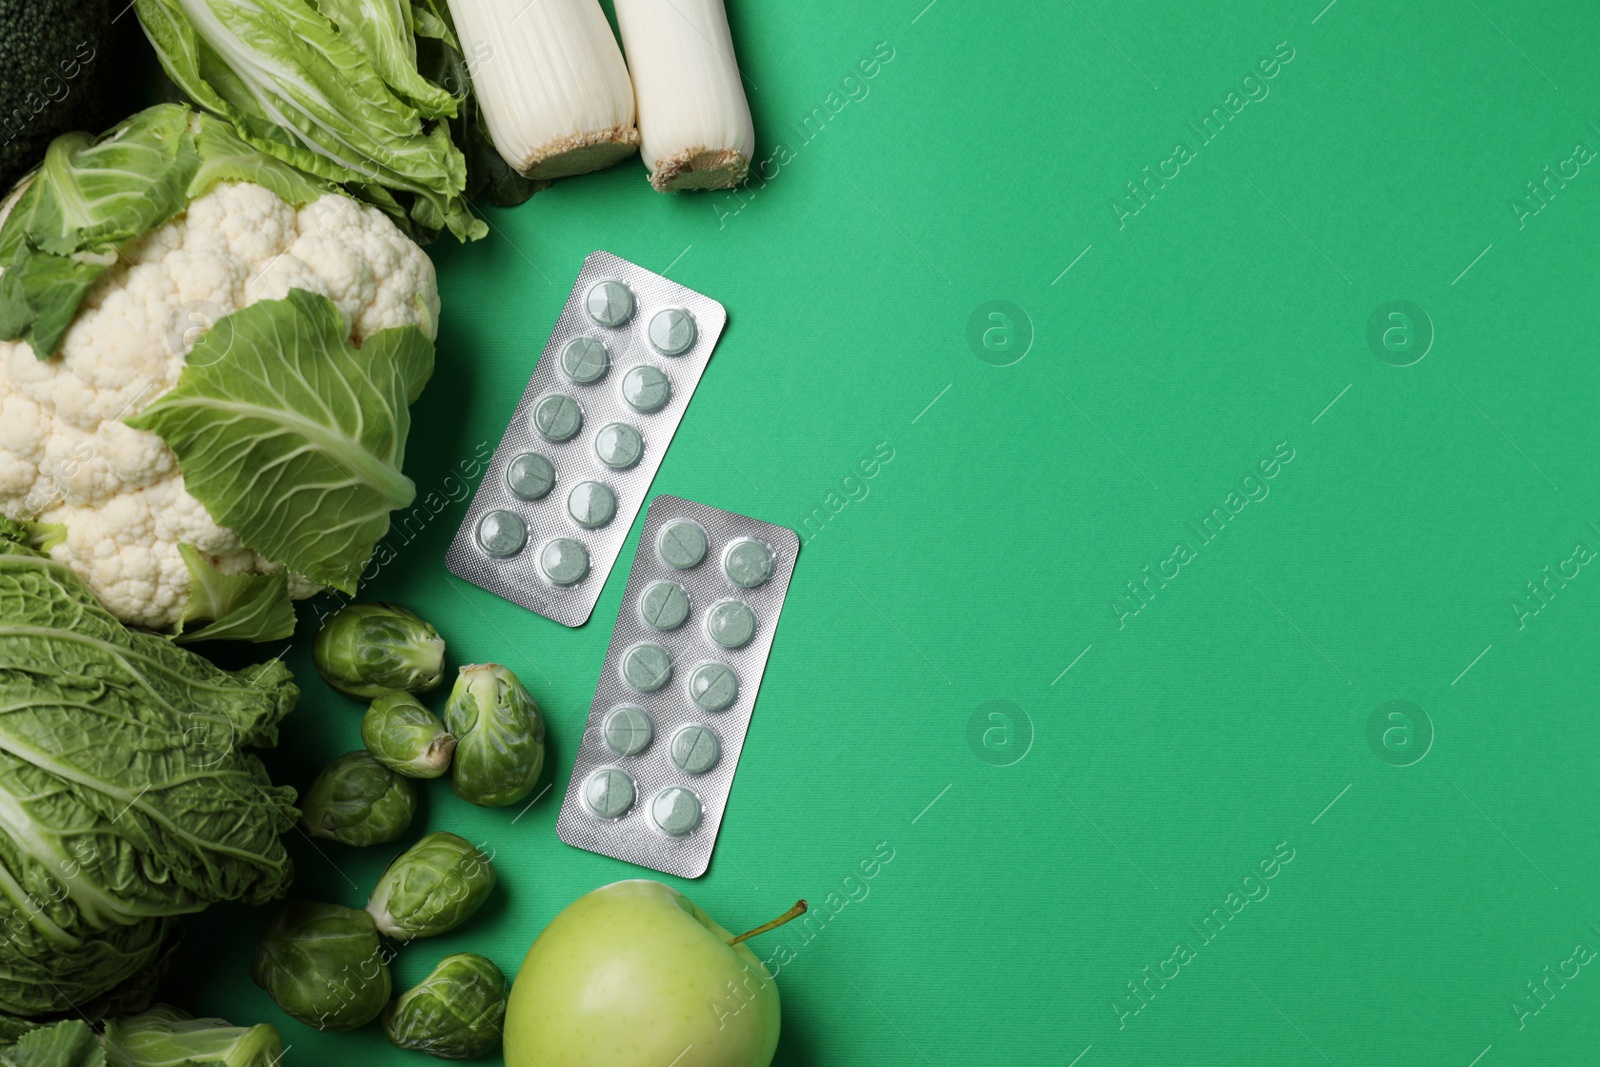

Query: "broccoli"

xmin=0 ymin=0 xmax=112 ymax=192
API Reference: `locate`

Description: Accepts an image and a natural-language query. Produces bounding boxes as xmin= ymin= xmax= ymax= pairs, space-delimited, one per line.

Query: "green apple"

xmin=504 ymin=880 xmax=805 ymax=1067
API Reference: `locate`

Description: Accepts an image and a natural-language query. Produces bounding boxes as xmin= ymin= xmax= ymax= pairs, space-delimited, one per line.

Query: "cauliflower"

xmin=0 ymin=107 xmax=441 ymax=634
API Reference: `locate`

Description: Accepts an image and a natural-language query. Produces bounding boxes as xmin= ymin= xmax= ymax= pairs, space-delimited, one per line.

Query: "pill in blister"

xmin=567 ymin=481 xmax=616 ymax=529
xmin=657 ymin=520 xmax=708 ymax=570
xmin=650 ymin=787 xmax=702 ymax=836
xmin=505 ymin=453 xmax=555 ymax=501
xmin=670 ymin=724 xmax=720 ymax=775
xmin=603 ymin=706 xmax=653 ymax=756
xmin=594 ymin=423 xmax=643 ymax=470
xmin=586 ymin=280 xmax=633 ymax=326
xmin=540 ymin=537 xmax=589 ymax=585
xmin=533 ymin=394 xmax=583 ymax=442
xmin=649 ymin=309 xmax=696 ymax=356
xmin=477 ymin=510 xmax=527 ymax=558
xmin=584 ymin=768 xmax=635 ymax=818
xmin=723 ymin=538 xmax=773 ymax=588
xmin=561 ymin=336 xmax=609 ymax=383
xmin=623 ymin=642 xmax=673 ymax=692
xmin=447 ymin=253 xmax=727 ymax=628
xmin=639 ymin=580 xmax=690 ymax=632
xmin=689 ymin=662 xmax=738 ymax=712
xmin=705 ymin=600 xmax=755 ymax=649
xmin=556 ymin=497 xmax=798 ymax=877
xmin=622 ymin=365 xmax=671 ymax=413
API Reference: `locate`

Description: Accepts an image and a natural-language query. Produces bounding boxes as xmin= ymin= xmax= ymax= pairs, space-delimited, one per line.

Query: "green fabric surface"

xmin=175 ymin=0 xmax=1600 ymax=1063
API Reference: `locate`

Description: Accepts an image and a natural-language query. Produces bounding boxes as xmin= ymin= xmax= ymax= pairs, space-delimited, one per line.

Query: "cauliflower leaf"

xmin=0 ymin=105 xmax=341 ymax=362
xmin=0 ymin=105 xmax=197 ymax=360
xmin=128 ymin=289 xmax=434 ymax=595
xmin=0 ymin=107 xmax=195 ymax=259
xmin=0 ymin=244 xmax=104 ymax=362
xmin=174 ymin=544 xmax=296 ymax=645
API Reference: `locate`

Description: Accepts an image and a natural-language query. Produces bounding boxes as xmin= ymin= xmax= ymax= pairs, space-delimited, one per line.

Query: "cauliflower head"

xmin=0 ymin=181 xmax=440 ymax=630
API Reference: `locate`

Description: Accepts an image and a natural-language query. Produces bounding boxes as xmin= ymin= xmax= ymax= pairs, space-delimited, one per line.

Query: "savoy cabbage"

xmin=0 ymin=518 xmax=298 ymax=1021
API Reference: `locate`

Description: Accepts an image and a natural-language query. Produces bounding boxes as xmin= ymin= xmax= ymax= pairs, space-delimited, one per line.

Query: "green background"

xmin=176 ymin=0 xmax=1600 ymax=1063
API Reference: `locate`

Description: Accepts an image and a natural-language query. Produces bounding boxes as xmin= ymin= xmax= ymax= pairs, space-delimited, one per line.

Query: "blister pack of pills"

xmin=446 ymin=251 xmax=727 ymax=627
xmin=557 ymin=496 xmax=799 ymax=877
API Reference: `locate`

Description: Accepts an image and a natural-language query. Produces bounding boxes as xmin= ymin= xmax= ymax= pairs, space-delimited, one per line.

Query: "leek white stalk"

xmin=445 ymin=0 xmax=639 ymax=179
xmin=612 ymin=0 xmax=755 ymax=191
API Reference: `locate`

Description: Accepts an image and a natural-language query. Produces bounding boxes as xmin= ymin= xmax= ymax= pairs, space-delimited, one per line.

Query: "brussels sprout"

xmin=381 ymin=953 xmax=506 ymax=1060
xmin=442 ymin=664 xmax=545 ymax=808
xmin=362 ymin=691 xmax=457 ymax=779
xmin=301 ymin=751 xmax=416 ymax=846
xmin=103 ymin=1004 xmax=283 ymax=1066
xmin=314 ymin=603 xmax=446 ymax=699
xmin=367 ymin=832 xmax=496 ymax=940
xmin=251 ymin=902 xmax=391 ymax=1032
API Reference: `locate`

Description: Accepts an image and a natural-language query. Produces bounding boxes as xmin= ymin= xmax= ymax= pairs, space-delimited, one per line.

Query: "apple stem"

xmin=727 ymin=900 xmax=808 ymax=946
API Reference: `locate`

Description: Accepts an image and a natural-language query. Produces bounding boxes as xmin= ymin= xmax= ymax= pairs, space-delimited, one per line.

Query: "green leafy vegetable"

xmin=0 ymin=105 xmax=196 ymax=359
xmin=187 ymin=115 xmax=338 ymax=205
xmin=317 ymin=0 xmax=456 ymax=119
xmin=0 ymin=1019 xmax=38 ymax=1048
xmin=173 ymin=545 xmax=297 ymax=645
xmin=0 ymin=104 xmax=338 ymax=362
xmin=0 ymin=1007 xmax=281 ymax=1066
xmin=0 ymin=519 xmax=298 ymax=1021
xmin=0 ymin=1020 xmax=104 ymax=1067
xmin=102 ymin=1005 xmax=283 ymax=1067
xmin=0 ymin=243 xmax=104 ymax=361
xmin=127 ymin=290 xmax=435 ymax=594
xmin=133 ymin=0 xmax=481 ymax=241
xmin=0 ymin=108 xmax=194 ymax=259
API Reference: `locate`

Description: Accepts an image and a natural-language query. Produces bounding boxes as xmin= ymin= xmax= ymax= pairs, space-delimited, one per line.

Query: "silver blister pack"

xmin=446 ymin=251 xmax=727 ymax=627
xmin=557 ymin=496 xmax=799 ymax=878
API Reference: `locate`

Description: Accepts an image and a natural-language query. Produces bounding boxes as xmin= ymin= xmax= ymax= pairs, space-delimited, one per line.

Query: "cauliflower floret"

xmin=299 ymin=194 xmax=439 ymax=340
xmin=182 ymin=182 xmax=298 ymax=263
xmin=0 ymin=182 xmax=439 ymax=631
